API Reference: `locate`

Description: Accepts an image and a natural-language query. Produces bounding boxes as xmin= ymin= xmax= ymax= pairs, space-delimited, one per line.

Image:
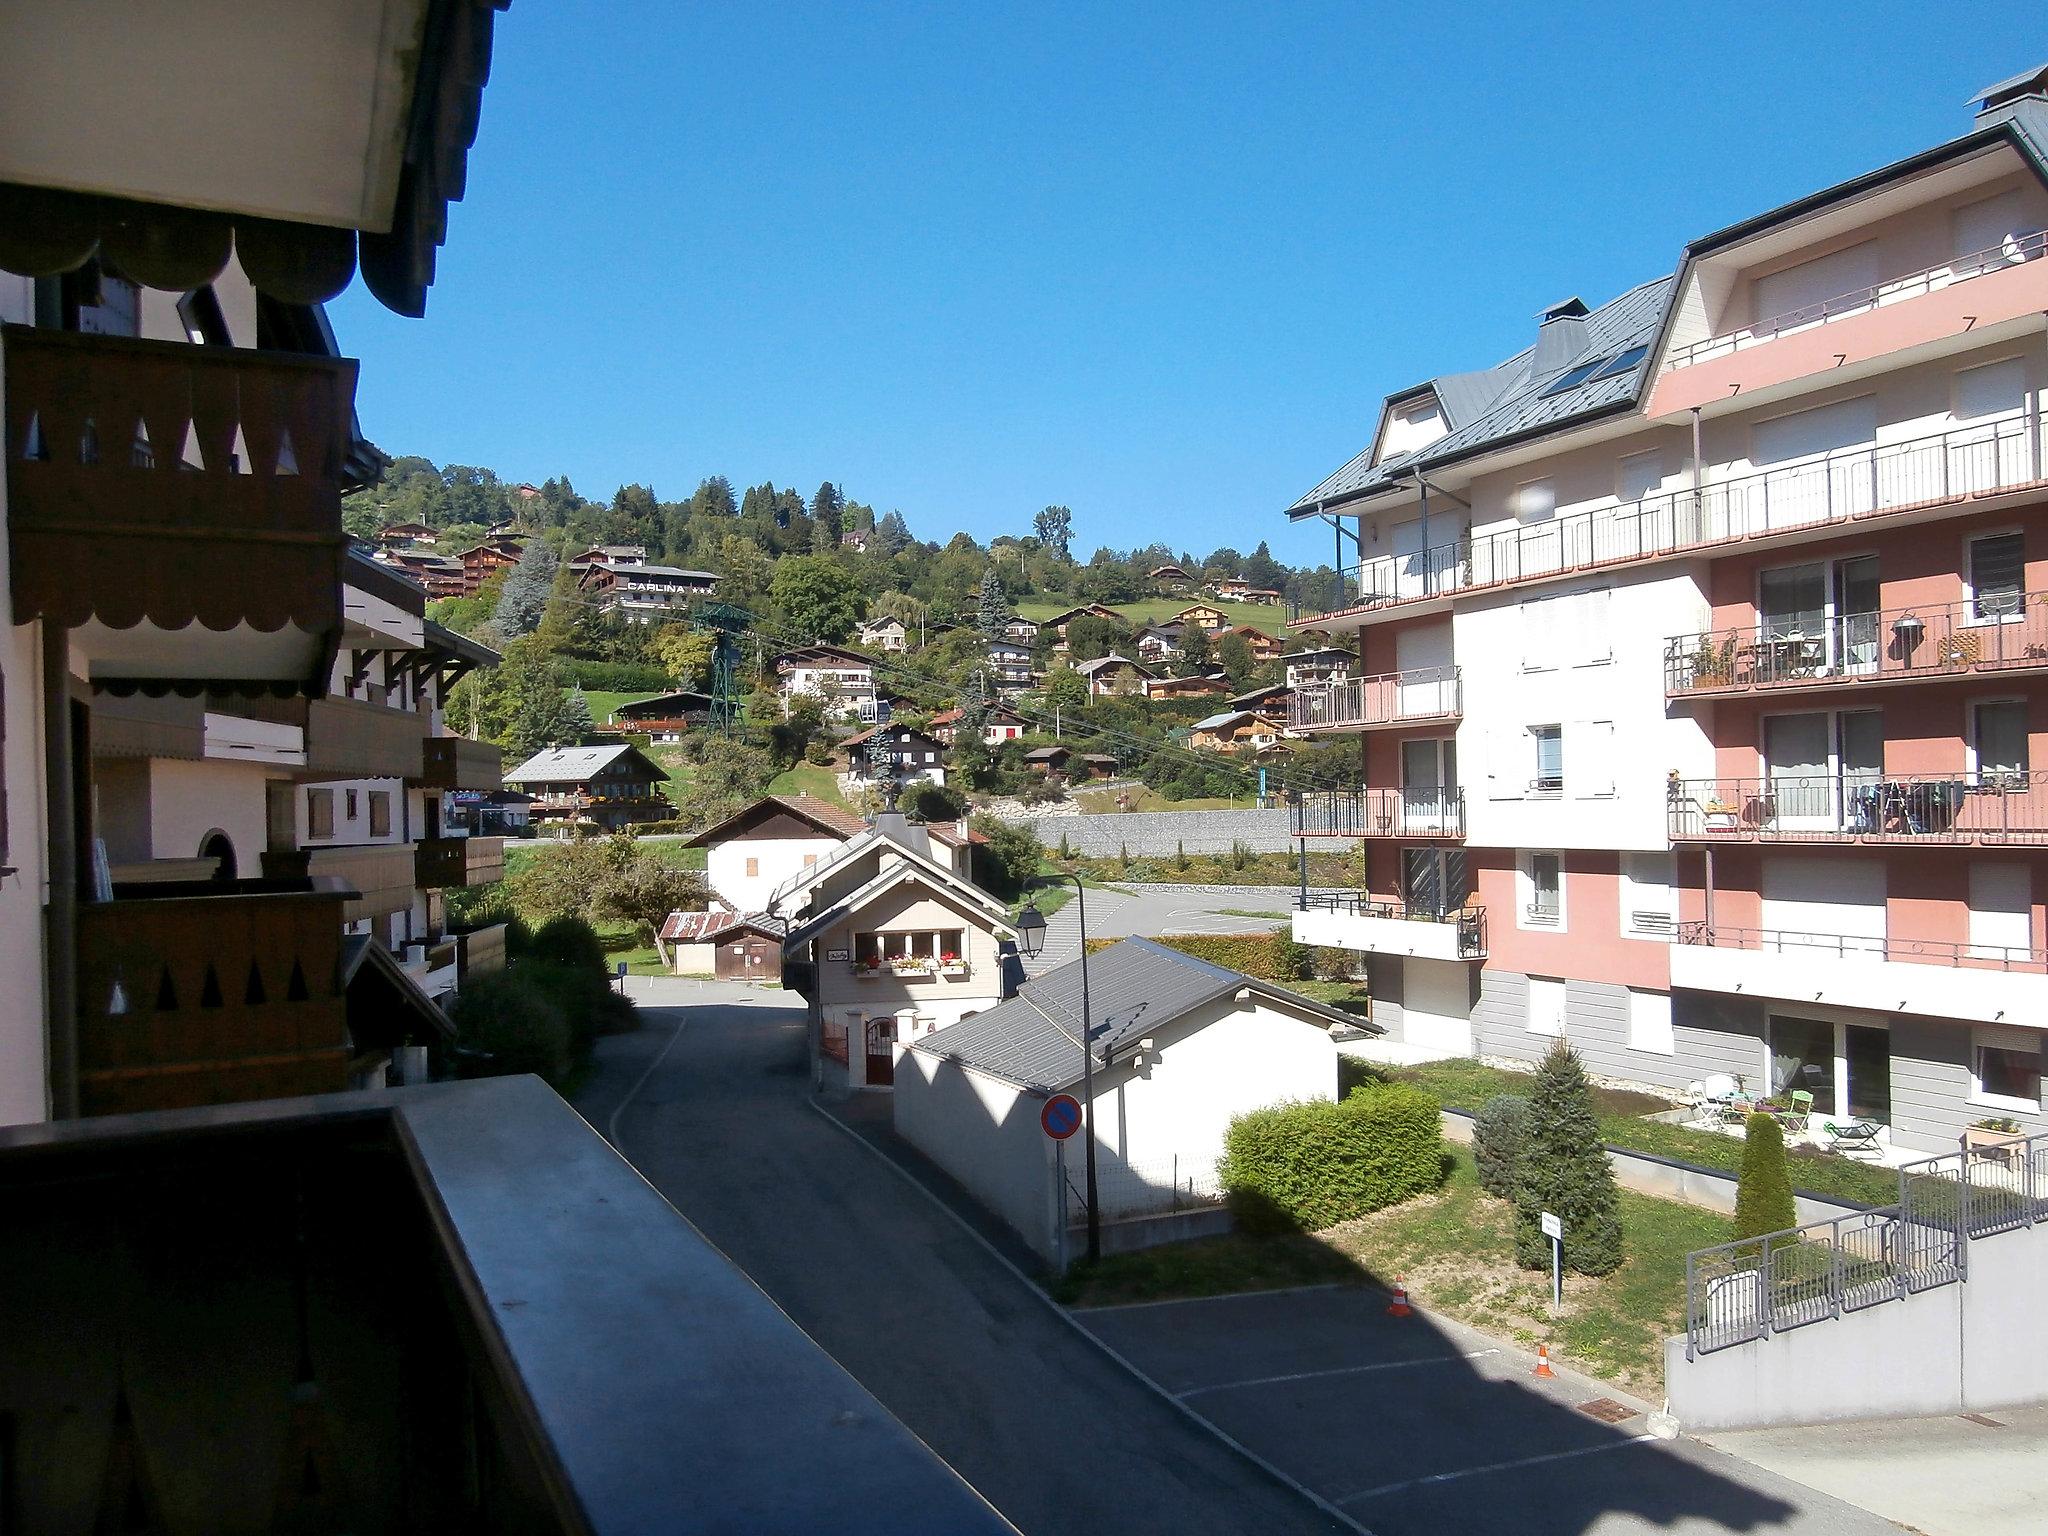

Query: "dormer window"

xmin=1376 ymin=395 xmax=1448 ymax=464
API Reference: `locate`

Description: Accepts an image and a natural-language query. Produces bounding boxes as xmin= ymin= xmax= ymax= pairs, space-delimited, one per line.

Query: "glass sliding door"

xmin=1770 ymin=1015 xmax=1837 ymax=1114
xmin=1400 ymin=738 xmax=1456 ymax=834
xmin=1845 ymin=1025 xmax=1892 ymax=1123
xmin=1765 ymin=712 xmax=1831 ymax=825
xmin=1833 ymin=556 xmax=1881 ymax=677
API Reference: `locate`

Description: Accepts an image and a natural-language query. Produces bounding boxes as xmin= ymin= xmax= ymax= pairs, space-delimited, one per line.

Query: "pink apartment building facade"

xmin=1283 ymin=67 xmax=2048 ymax=1153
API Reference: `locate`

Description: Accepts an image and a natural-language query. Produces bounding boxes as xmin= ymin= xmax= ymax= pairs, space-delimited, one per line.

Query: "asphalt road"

xmin=574 ymin=978 xmax=1348 ymax=1536
xmin=1082 ymin=1289 xmax=1897 ymax=1536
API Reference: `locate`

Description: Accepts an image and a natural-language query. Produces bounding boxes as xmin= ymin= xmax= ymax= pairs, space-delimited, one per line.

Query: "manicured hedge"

xmin=1220 ymin=1082 xmax=1445 ymax=1234
xmin=1083 ymin=931 xmax=1310 ymax=982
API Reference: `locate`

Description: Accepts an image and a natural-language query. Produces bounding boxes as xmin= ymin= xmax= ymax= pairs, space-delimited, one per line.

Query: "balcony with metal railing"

xmin=1287 ymin=665 xmax=1460 ymax=732
xmin=1308 ymin=410 xmax=2047 ymax=627
xmin=1664 ymin=233 xmax=2048 ymax=373
xmin=1670 ymin=920 xmax=2048 ymax=1026
xmin=1667 ymin=770 xmax=2048 ymax=845
xmin=1288 ymin=786 xmax=1465 ymax=840
xmin=1292 ymin=890 xmax=1486 ymax=962
xmin=1665 ymin=591 xmax=2048 ymax=697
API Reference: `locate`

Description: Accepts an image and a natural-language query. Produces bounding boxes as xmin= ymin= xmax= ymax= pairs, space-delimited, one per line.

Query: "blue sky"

xmin=332 ymin=2 xmax=2040 ymax=565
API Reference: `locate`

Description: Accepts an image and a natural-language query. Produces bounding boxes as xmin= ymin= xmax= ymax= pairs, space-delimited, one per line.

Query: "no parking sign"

xmin=1040 ymin=1094 xmax=1083 ymax=1140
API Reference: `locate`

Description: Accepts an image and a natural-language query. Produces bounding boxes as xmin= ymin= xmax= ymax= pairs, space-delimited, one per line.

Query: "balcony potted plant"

xmin=1964 ymin=1116 xmax=2027 ymax=1165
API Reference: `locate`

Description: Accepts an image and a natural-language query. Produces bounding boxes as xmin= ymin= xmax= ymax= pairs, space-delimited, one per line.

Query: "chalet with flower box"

xmin=770 ymin=812 xmax=1019 ymax=1088
xmin=841 ymin=722 xmax=947 ymax=789
xmin=1172 ymin=603 xmax=1229 ymax=633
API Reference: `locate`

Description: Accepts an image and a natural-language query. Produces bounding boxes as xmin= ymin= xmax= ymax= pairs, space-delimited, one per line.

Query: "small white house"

xmin=892 ymin=938 xmax=1373 ymax=1263
xmin=684 ymin=793 xmax=868 ymax=913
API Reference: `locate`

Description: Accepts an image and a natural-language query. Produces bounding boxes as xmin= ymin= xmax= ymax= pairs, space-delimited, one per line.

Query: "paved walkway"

xmin=574 ymin=978 xmax=1347 ymax=1536
xmin=1079 ymin=1287 xmax=1894 ymax=1536
xmin=1704 ymin=1405 xmax=2048 ymax=1536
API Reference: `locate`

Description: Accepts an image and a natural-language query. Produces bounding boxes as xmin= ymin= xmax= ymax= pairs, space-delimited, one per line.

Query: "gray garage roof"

xmin=1287 ymin=275 xmax=1674 ymax=515
xmin=910 ymin=937 xmax=1377 ymax=1092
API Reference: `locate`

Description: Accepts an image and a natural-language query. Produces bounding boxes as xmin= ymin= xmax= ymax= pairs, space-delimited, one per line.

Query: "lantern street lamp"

xmin=1014 ymin=877 xmax=1101 ymax=1263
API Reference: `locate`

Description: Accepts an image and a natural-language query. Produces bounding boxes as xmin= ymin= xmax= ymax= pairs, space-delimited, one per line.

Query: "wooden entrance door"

xmin=864 ymin=1017 xmax=896 ymax=1086
xmin=714 ymin=936 xmax=783 ymax=982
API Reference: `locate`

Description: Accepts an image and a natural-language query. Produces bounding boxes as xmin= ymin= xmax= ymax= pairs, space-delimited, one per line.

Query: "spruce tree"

xmin=1514 ymin=1041 xmax=1624 ymax=1275
xmin=493 ymin=540 xmax=558 ymax=637
xmin=1733 ymin=1113 xmax=1796 ymax=1246
xmin=976 ymin=567 xmax=1013 ymax=641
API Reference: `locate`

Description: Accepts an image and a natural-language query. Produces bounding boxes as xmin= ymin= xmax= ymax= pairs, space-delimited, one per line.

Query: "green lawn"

xmin=574 ymin=689 xmax=660 ymax=724
xmin=1275 ymin=978 xmax=1371 ymax=1015
xmin=502 ymin=838 xmax=704 ymax=878
xmin=766 ymin=760 xmax=848 ymax=804
xmin=1013 ymin=593 xmax=1295 ymax=633
xmin=1058 ymin=1144 xmax=1728 ymax=1395
xmin=1374 ymin=1060 xmax=1900 ymax=1207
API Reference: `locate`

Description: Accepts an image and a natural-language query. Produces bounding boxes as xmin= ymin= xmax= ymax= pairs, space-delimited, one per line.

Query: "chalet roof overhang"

xmin=0 ymin=0 xmax=510 ymax=317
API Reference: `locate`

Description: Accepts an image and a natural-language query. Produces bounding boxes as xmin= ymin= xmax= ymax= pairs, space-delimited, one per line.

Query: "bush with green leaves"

xmin=1220 ymin=1082 xmax=1445 ymax=1235
xmin=1472 ymin=1094 xmax=1531 ymax=1201
xmin=449 ymin=970 xmax=577 ymax=1086
xmin=1733 ymin=1113 xmax=1797 ymax=1244
xmin=1512 ymin=1041 xmax=1624 ymax=1275
xmin=967 ymin=813 xmax=1040 ymax=898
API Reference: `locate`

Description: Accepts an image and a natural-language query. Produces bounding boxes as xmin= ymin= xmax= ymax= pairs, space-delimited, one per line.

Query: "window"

xmin=1528 ymin=853 xmax=1562 ymax=925
xmin=1514 ymin=478 xmax=1556 ymax=521
xmin=1621 ymin=853 xmax=1676 ymax=939
xmin=1531 ymin=726 xmax=1563 ymax=794
xmin=1627 ymin=990 xmax=1674 ymax=1054
xmin=368 ymin=791 xmax=391 ymax=838
xmin=345 ymin=789 xmax=359 ymax=821
xmin=852 ymin=929 xmax=968 ymax=971
xmin=1617 ymin=449 xmax=1662 ymax=503
xmin=1538 ymin=361 xmax=1605 ymax=398
xmin=1972 ymin=1027 xmax=2041 ymax=1112
xmin=1591 ymin=345 xmax=1650 ymax=381
xmin=1954 ymin=357 xmax=2025 ymax=422
xmin=745 ymin=856 xmax=760 ymax=878
xmin=307 ymin=789 xmax=335 ymax=839
xmin=1967 ymin=532 xmax=2025 ymax=621
xmin=1971 ymin=700 xmax=2029 ymax=785
xmin=1528 ymin=976 xmax=1565 ymax=1036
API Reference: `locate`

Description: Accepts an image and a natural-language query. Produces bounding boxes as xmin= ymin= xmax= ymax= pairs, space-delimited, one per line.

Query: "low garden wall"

xmin=1438 ymin=1108 xmax=1872 ymax=1226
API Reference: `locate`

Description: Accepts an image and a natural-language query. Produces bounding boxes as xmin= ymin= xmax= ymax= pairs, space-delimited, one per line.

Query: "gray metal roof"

xmin=909 ymin=937 xmax=1375 ymax=1092
xmin=1288 ymin=275 xmax=1674 ymax=514
xmin=504 ymin=742 xmax=648 ymax=782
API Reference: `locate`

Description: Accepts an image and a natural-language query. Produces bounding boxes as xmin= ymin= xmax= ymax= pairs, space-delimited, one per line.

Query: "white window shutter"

xmin=1567 ymin=721 xmax=1615 ymax=798
xmin=1486 ymin=729 xmax=1520 ymax=800
xmin=1575 ymin=588 xmax=1612 ymax=665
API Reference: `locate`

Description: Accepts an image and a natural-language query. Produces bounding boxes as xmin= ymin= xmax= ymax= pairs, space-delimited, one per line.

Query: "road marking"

xmin=806 ymin=1100 xmax=1383 ymax=1536
xmin=1179 ymin=1350 xmax=1498 ymax=1399
xmin=605 ymin=1007 xmax=689 ymax=1152
xmin=1336 ymin=1434 xmax=1659 ymax=1505
xmin=1075 ymin=1281 xmax=1353 ymax=1313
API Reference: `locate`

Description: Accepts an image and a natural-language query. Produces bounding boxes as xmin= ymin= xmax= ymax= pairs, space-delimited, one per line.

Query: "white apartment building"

xmin=1285 ymin=67 xmax=2048 ymax=1154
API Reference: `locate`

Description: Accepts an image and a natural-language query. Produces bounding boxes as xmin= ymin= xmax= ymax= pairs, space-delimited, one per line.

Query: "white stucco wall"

xmin=669 ymin=939 xmax=717 ymax=977
xmin=892 ymin=1050 xmax=1060 ymax=1259
xmin=707 ymin=833 xmax=839 ymax=913
xmin=147 ymin=757 xmax=277 ymax=875
xmin=0 ymin=619 xmax=50 ymax=1127
xmin=1086 ymin=993 xmax=1340 ymax=1197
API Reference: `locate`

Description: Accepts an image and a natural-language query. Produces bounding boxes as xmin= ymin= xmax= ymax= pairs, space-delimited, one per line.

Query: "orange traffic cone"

xmin=1533 ymin=1345 xmax=1557 ymax=1379
xmin=1387 ymin=1277 xmax=1412 ymax=1317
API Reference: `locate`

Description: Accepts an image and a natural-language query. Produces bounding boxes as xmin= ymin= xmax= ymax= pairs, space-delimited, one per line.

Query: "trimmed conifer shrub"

xmin=1472 ymin=1093 xmax=1531 ymax=1201
xmin=1513 ymin=1041 xmax=1624 ymax=1275
xmin=1733 ymin=1112 xmax=1797 ymax=1244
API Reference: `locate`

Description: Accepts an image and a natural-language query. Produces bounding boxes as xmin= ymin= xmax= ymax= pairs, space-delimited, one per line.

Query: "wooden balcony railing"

xmin=1289 ymin=787 xmax=1465 ymax=840
xmin=1668 ymin=771 xmax=2048 ymax=844
xmin=76 ymin=880 xmax=351 ymax=1116
xmin=1665 ymin=593 xmax=2048 ymax=696
xmin=416 ymin=835 xmax=506 ymax=889
xmin=3 ymin=327 xmax=354 ymax=688
xmin=305 ymin=696 xmax=429 ymax=780
xmin=1288 ymin=665 xmax=1460 ymax=731
xmin=422 ymin=734 xmax=504 ymax=791
xmin=305 ymin=842 xmax=418 ymax=919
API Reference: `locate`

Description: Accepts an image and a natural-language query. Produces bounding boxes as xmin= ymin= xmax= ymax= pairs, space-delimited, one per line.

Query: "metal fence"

xmin=1288 ymin=665 xmax=1461 ymax=731
xmin=1666 ymin=770 xmax=2048 ymax=845
xmin=1684 ymin=1130 xmax=2048 ymax=1358
xmin=1065 ymin=1154 xmax=1224 ymax=1226
xmin=1288 ymin=787 xmax=1466 ymax=840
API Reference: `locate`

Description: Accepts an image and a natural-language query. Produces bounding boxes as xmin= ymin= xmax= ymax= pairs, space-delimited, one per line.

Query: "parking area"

xmin=1077 ymin=1286 xmax=1893 ymax=1536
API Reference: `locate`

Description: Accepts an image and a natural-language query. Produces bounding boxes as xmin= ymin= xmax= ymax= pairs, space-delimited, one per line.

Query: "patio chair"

xmin=1821 ymin=1119 xmax=1883 ymax=1158
xmin=1786 ymin=1090 xmax=1813 ymax=1133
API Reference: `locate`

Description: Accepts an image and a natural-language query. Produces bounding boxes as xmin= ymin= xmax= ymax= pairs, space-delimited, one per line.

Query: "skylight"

xmin=1537 ymin=359 xmax=1606 ymax=398
xmin=1591 ymin=345 xmax=1650 ymax=380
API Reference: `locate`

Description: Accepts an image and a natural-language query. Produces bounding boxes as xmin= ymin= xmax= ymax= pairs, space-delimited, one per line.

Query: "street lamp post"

xmin=1013 ymin=876 xmax=1100 ymax=1263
